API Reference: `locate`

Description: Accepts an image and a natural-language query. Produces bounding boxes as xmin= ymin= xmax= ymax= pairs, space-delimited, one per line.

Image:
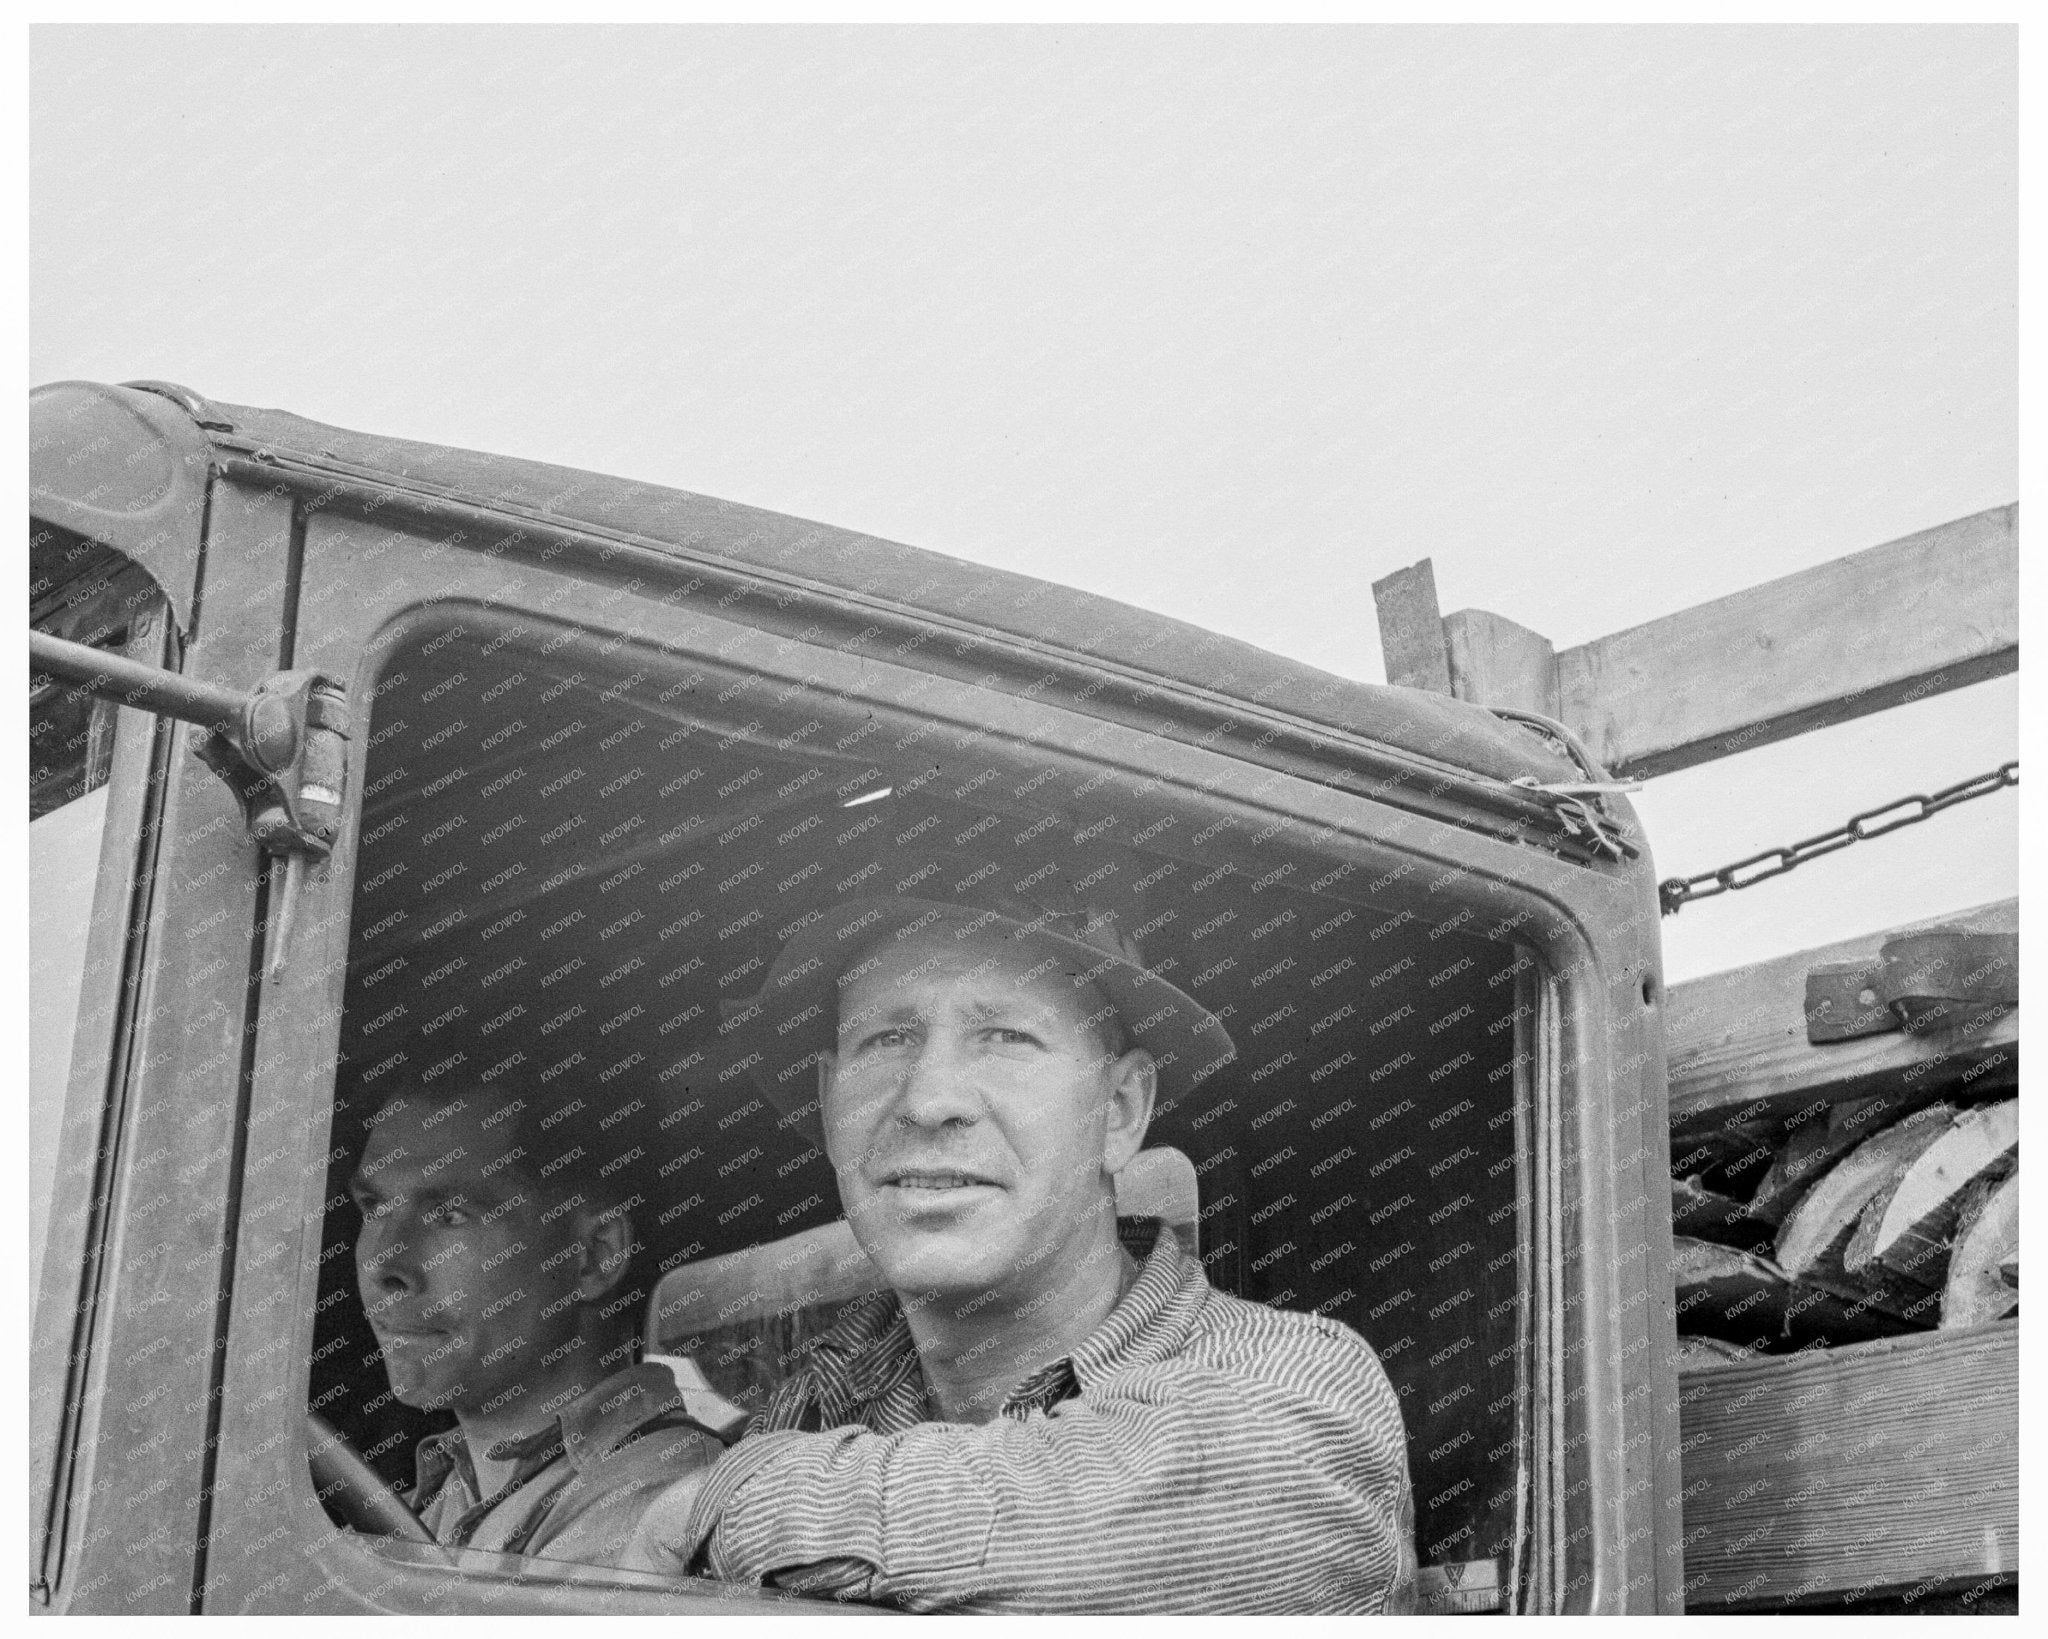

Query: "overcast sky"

xmin=31 ymin=24 xmax=2017 ymax=982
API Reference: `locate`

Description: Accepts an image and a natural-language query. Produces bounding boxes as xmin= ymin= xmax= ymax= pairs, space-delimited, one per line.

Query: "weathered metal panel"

xmin=46 ymin=483 xmax=298 ymax=1613
xmin=206 ymin=398 xmax=1572 ymax=791
xmin=30 ymin=382 xmax=214 ymax=636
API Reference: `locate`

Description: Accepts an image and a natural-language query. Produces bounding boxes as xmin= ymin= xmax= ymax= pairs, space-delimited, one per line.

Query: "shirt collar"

xmin=810 ymin=1218 xmax=1196 ymax=1415
xmin=547 ymin=1360 xmax=688 ymax=1471
xmin=410 ymin=1425 xmax=472 ymax=1505
xmin=1066 ymin=1221 xmax=1203 ymax=1391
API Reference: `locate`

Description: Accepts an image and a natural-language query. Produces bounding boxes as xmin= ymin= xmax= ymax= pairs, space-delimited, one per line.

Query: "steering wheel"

xmin=307 ymin=1410 xmax=436 ymax=1543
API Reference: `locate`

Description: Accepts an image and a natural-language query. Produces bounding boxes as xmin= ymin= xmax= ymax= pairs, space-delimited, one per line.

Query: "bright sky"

xmin=31 ymin=25 xmax=2018 ymax=983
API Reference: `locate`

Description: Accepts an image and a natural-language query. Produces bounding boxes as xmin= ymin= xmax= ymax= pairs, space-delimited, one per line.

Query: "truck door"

xmin=174 ymin=441 xmax=1672 ymax=1612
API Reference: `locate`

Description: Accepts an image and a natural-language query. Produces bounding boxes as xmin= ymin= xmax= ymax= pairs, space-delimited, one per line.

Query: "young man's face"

xmin=350 ymin=1094 xmax=592 ymax=1420
xmin=820 ymin=932 xmax=1155 ymax=1312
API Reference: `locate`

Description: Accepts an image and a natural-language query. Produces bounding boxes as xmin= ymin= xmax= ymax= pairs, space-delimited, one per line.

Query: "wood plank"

xmin=1666 ymin=899 xmax=2019 ymax=1135
xmin=1943 ymin=1171 xmax=2019 ymax=1328
xmin=1552 ymin=504 xmax=2017 ymax=778
xmin=1845 ymin=1098 xmax=2016 ymax=1283
xmin=1370 ymin=558 xmax=1453 ymax=693
xmin=1679 ymin=1322 xmax=2018 ymax=1609
xmin=1442 ymin=607 xmax=1557 ymax=715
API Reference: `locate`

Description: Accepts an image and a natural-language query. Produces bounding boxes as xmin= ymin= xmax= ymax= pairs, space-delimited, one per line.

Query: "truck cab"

xmin=30 ymin=379 xmax=1680 ymax=1613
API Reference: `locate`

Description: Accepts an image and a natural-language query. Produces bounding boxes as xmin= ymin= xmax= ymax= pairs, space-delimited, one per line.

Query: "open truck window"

xmin=300 ymin=611 xmax=1546 ymax=1607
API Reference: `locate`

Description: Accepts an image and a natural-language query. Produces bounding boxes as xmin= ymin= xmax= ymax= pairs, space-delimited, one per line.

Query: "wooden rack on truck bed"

xmin=1376 ymin=506 xmax=2019 ymax=1614
xmin=1663 ymin=905 xmax=2018 ymax=1611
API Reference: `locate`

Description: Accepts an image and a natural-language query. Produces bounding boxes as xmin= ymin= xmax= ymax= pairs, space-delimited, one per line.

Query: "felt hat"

xmin=718 ymin=895 xmax=1237 ymax=1143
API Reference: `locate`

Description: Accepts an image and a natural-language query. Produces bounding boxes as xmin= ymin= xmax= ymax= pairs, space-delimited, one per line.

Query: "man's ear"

xmin=1102 ymin=1048 xmax=1157 ymax=1175
xmin=572 ymin=1206 xmax=635 ymax=1303
xmin=815 ymin=1052 xmax=843 ymax=1155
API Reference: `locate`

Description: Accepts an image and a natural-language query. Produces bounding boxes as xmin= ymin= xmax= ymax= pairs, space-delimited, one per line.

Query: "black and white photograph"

xmin=25 ymin=22 xmax=2019 ymax=1617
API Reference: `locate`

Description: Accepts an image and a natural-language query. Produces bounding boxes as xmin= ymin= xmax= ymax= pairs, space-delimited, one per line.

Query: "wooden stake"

xmin=1370 ymin=559 xmax=1453 ymax=693
xmin=1442 ymin=608 xmax=1557 ymax=715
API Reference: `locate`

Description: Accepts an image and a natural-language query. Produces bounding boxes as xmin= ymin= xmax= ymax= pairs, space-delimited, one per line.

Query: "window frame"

xmin=196 ymin=505 xmax=1670 ymax=1613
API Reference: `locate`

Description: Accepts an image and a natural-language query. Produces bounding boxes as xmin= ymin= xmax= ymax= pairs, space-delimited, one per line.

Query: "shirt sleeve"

xmin=671 ymin=1321 xmax=1414 ymax=1614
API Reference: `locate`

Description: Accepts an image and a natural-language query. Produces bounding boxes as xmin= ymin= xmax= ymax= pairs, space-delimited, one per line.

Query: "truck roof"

xmin=34 ymin=378 xmax=1579 ymax=793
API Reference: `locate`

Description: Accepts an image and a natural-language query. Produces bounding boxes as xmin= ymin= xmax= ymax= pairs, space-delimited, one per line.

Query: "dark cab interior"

xmin=309 ymin=610 xmax=1539 ymax=1587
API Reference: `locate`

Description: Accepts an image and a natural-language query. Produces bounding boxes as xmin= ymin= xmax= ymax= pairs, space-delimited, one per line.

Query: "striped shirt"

xmin=653 ymin=1224 xmax=1416 ymax=1612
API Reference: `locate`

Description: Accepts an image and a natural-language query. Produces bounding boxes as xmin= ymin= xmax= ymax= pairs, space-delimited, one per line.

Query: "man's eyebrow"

xmin=349 ymin=1176 xmax=452 ymax=1208
xmin=844 ymin=1001 xmax=923 ymax=1029
xmin=965 ymin=992 xmax=1056 ymax=1019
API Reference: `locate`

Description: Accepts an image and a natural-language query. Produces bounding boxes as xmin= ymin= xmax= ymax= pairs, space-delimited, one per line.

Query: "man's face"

xmin=819 ymin=932 xmax=1155 ymax=1311
xmin=351 ymin=1094 xmax=589 ymax=1418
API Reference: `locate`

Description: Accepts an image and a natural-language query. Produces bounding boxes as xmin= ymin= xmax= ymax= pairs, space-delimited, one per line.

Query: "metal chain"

xmin=1658 ymin=761 xmax=2017 ymax=916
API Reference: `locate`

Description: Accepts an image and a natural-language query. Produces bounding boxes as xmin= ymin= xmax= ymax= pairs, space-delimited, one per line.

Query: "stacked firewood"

xmin=1665 ymin=909 xmax=2020 ymax=1612
xmin=1664 ymin=911 xmax=2018 ymax=1366
xmin=1671 ymin=1093 xmax=2016 ymax=1364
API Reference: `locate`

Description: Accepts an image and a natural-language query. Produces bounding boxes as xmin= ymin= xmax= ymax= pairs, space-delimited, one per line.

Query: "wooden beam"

xmin=1418 ymin=507 xmax=2016 ymax=770
xmin=1370 ymin=558 xmax=1452 ymax=693
xmin=1678 ymin=1323 xmax=2018 ymax=1609
xmin=1665 ymin=899 xmax=2018 ymax=1136
xmin=1555 ymin=505 xmax=2017 ymax=777
xmin=1442 ymin=608 xmax=1557 ymax=715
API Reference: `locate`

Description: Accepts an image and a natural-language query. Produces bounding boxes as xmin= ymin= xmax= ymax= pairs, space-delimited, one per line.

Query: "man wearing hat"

xmin=626 ymin=894 xmax=1415 ymax=1612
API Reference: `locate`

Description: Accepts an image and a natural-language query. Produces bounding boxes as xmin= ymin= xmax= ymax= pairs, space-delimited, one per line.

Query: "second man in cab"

xmin=349 ymin=1078 xmax=729 ymax=1567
